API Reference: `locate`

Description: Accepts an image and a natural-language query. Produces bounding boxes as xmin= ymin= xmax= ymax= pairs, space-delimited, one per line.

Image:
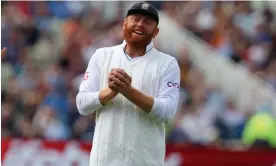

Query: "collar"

xmin=121 ymin=40 xmax=154 ymax=53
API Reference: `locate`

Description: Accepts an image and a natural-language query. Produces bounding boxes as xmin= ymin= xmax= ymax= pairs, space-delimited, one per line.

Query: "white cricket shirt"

xmin=76 ymin=40 xmax=180 ymax=166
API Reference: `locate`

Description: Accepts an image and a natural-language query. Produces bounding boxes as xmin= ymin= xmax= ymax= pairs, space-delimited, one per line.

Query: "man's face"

xmin=123 ymin=14 xmax=159 ymax=46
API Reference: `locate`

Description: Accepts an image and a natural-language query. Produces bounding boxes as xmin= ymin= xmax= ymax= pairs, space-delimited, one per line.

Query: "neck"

xmin=125 ymin=43 xmax=146 ymax=58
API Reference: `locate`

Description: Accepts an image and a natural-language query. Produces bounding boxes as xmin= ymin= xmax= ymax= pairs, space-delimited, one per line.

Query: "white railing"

xmin=156 ymin=12 xmax=276 ymax=116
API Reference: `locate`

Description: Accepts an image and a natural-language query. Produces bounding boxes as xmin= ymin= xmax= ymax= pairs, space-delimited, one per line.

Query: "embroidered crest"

xmin=141 ymin=3 xmax=149 ymax=10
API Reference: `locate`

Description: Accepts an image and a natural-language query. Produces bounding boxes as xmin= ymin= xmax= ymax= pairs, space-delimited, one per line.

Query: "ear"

xmin=123 ymin=18 xmax=127 ymax=31
xmin=152 ymin=27 xmax=159 ymax=38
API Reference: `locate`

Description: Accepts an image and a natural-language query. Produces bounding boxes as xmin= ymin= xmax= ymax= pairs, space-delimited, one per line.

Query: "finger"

xmin=117 ymin=69 xmax=131 ymax=79
xmin=110 ymin=77 xmax=125 ymax=87
xmin=109 ymin=70 xmax=121 ymax=78
xmin=108 ymin=84 xmax=117 ymax=91
xmin=108 ymin=74 xmax=114 ymax=81
xmin=110 ymin=69 xmax=131 ymax=84
xmin=108 ymin=81 xmax=120 ymax=91
xmin=110 ymin=68 xmax=126 ymax=76
xmin=108 ymin=75 xmax=118 ymax=83
xmin=108 ymin=79 xmax=116 ymax=87
xmin=113 ymin=72 xmax=130 ymax=86
xmin=110 ymin=76 xmax=127 ymax=88
xmin=109 ymin=69 xmax=117 ymax=76
xmin=109 ymin=70 xmax=116 ymax=76
xmin=116 ymin=71 xmax=131 ymax=84
xmin=110 ymin=68 xmax=121 ymax=74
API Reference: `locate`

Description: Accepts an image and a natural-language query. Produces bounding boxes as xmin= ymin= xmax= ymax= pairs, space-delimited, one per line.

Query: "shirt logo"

xmin=141 ymin=3 xmax=149 ymax=10
xmin=84 ymin=72 xmax=89 ymax=80
xmin=167 ymin=81 xmax=180 ymax=89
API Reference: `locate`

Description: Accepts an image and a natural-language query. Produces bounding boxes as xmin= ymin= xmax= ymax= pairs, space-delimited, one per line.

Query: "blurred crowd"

xmin=1 ymin=1 xmax=276 ymax=149
xmin=165 ymin=1 xmax=276 ymax=88
xmin=163 ymin=1 xmax=276 ymax=149
xmin=1 ymin=1 xmax=125 ymax=141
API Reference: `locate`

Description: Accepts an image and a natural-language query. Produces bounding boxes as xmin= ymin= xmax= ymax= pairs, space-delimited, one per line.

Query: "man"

xmin=76 ymin=2 xmax=180 ymax=166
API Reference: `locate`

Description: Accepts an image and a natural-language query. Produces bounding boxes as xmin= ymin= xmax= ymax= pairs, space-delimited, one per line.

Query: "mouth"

xmin=133 ymin=30 xmax=145 ymax=36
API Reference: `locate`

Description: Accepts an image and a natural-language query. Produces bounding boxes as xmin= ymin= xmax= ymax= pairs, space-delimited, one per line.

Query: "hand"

xmin=108 ymin=68 xmax=132 ymax=93
xmin=99 ymin=87 xmax=118 ymax=105
xmin=1 ymin=47 xmax=7 ymax=59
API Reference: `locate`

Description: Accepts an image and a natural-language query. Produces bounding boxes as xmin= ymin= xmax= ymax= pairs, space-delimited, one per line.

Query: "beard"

xmin=123 ymin=25 xmax=155 ymax=47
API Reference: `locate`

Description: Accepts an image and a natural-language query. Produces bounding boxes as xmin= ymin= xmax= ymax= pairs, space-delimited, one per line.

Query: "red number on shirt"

xmin=84 ymin=72 xmax=89 ymax=80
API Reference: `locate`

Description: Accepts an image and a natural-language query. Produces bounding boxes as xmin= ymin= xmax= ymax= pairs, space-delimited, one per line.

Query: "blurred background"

xmin=1 ymin=1 xmax=276 ymax=165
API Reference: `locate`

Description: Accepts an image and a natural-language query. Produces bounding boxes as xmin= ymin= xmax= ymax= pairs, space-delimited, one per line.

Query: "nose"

xmin=136 ymin=19 xmax=144 ymax=27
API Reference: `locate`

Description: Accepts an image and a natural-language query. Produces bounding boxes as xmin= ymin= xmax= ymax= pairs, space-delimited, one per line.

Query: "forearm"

xmin=76 ymin=88 xmax=116 ymax=115
xmin=122 ymin=87 xmax=177 ymax=123
xmin=99 ymin=88 xmax=117 ymax=105
xmin=122 ymin=87 xmax=154 ymax=112
xmin=149 ymin=97 xmax=177 ymax=123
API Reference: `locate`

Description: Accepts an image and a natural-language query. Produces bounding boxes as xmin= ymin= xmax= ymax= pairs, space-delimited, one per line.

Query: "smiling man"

xmin=76 ymin=2 xmax=180 ymax=166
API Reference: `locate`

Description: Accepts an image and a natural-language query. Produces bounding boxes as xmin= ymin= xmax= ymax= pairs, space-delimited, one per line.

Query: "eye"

xmin=132 ymin=16 xmax=141 ymax=22
xmin=131 ymin=17 xmax=137 ymax=23
xmin=144 ymin=19 xmax=149 ymax=24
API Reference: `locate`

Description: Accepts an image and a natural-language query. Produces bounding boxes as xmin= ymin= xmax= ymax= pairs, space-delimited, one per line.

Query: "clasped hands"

xmin=108 ymin=68 xmax=132 ymax=95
